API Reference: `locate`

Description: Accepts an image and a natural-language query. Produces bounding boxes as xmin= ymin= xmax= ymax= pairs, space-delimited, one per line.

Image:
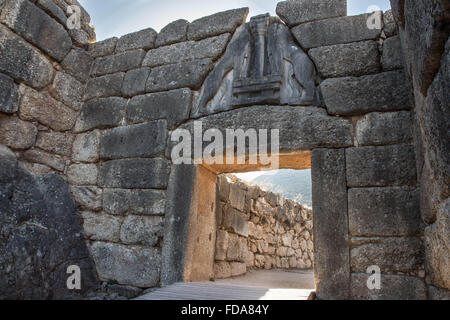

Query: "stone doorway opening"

xmin=180 ymin=151 xmax=316 ymax=296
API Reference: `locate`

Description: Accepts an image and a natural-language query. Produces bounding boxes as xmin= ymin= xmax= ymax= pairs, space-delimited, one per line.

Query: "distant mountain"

xmin=251 ymin=169 xmax=312 ymax=207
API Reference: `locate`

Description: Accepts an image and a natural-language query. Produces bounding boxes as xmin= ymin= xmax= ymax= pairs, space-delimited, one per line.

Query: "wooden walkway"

xmin=136 ymin=282 xmax=313 ymax=300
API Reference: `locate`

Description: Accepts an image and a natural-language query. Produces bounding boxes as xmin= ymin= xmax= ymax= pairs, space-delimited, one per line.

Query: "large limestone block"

xmin=0 ymin=73 xmax=18 ymax=114
xmin=276 ymin=0 xmax=347 ymax=27
xmin=35 ymin=131 xmax=75 ymax=157
xmin=120 ymin=215 xmax=164 ymax=246
xmin=90 ymin=242 xmax=161 ymax=288
xmin=91 ymin=49 xmax=145 ymax=77
xmin=81 ymin=212 xmax=122 ymax=242
xmin=84 ymin=73 xmax=124 ymax=101
xmin=0 ymin=116 xmax=37 ymax=150
xmin=115 ymin=28 xmax=157 ymax=52
xmin=155 ymin=19 xmax=188 ymax=47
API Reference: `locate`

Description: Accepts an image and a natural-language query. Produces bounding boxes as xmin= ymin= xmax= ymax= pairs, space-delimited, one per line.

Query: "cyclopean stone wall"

xmin=0 ymin=0 xmax=448 ymax=300
xmin=214 ymin=175 xmax=314 ymax=279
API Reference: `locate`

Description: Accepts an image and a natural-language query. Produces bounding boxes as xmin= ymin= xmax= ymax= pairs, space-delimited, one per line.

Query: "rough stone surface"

xmin=187 ymin=8 xmax=248 ymax=41
xmin=309 ymin=41 xmax=380 ymax=78
xmin=145 ymin=58 xmax=213 ymax=92
xmin=122 ymin=67 xmax=151 ymax=97
xmin=348 ymin=187 xmax=421 ymax=236
xmin=50 ymin=72 xmax=84 ymax=111
xmin=91 ymin=50 xmax=146 ymax=77
xmin=19 ymin=86 xmax=77 ymax=132
xmin=120 ymin=215 xmax=164 ymax=246
xmin=61 ymin=48 xmax=93 ymax=84
xmin=84 ymin=73 xmax=125 ymax=101
xmin=321 ymin=71 xmax=411 ymax=115
xmin=127 ymin=89 xmax=192 ymax=130
xmin=72 ymin=131 xmax=100 ymax=163
xmin=292 ymin=13 xmax=382 ymax=49
xmin=424 ymin=199 xmax=450 ymax=289
xmin=143 ymin=34 xmax=230 ymax=68
xmin=116 ymin=28 xmax=157 ymax=52
xmin=103 ymin=189 xmax=130 ymax=215
xmin=0 ymin=25 xmax=54 ymax=89
xmin=351 ymin=237 xmax=424 ymax=273
xmin=383 ymin=9 xmax=397 ymax=37
xmin=0 ymin=0 xmax=72 ymax=61
xmin=346 ymin=144 xmax=417 ymax=187
xmin=0 ymin=157 xmax=99 ymax=299
xmin=0 ymin=116 xmax=37 ymax=150
xmin=428 ymin=286 xmax=450 ymax=300
xmin=355 ymin=111 xmax=412 ymax=146
xmin=98 ymin=158 xmax=170 ymax=189
xmin=22 ymin=148 xmax=65 ymax=171
xmin=75 ymin=97 xmax=126 ymax=133
xmin=276 ymin=0 xmax=347 ymax=27
xmin=88 ymin=37 xmax=118 ymax=58
xmin=311 ymin=148 xmax=350 ymax=300
xmin=99 ymin=121 xmax=167 ymax=160
xmin=90 ymin=242 xmax=161 ymax=288
xmin=35 ymin=131 xmax=74 ymax=157
xmin=67 ymin=164 xmax=98 ymax=185
xmin=82 ymin=212 xmax=122 ymax=242
xmin=351 ymin=274 xmax=426 ymax=300
xmin=129 ymin=190 xmax=166 ymax=215
xmin=155 ymin=19 xmax=188 ymax=47
xmin=70 ymin=186 xmax=102 ymax=211
xmin=0 ymin=73 xmax=18 ymax=114
xmin=382 ymin=35 xmax=404 ymax=70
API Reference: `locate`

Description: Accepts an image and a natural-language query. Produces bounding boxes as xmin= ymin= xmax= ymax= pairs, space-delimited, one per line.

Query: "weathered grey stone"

xmin=129 ymin=189 xmax=166 ymax=215
xmin=67 ymin=164 xmax=98 ymax=185
xmin=91 ymin=49 xmax=146 ymax=77
xmin=103 ymin=188 xmax=130 ymax=215
xmin=0 ymin=0 xmax=72 ymax=61
xmin=382 ymin=36 xmax=404 ymax=70
xmin=349 ymin=187 xmax=421 ymax=236
xmin=351 ymin=274 xmax=426 ymax=300
xmin=90 ymin=242 xmax=161 ymax=288
xmin=383 ymin=9 xmax=397 ymax=37
xmin=0 ymin=164 xmax=99 ymax=299
xmin=145 ymin=58 xmax=213 ymax=92
xmin=351 ymin=237 xmax=424 ymax=273
xmin=61 ymin=48 xmax=94 ymax=84
xmin=425 ymin=199 xmax=450 ymax=289
xmin=36 ymin=0 xmax=67 ymax=26
xmin=215 ymin=230 xmax=229 ymax=261
xmin=0 ymin=73 xmax=18 ymax=114
xmin=160 ymin=164 xmax=195 ymax=286
xmin=122 ymin=67 xmax=151 ymax=97
xmin=84 ymin=73 xmax=125 ymax=101
xmin=107 ymin=284 xmax=143 ymax=299
xmin=98 ymin=158 xmax=170 ymax=189
xmin=276 ymin=0 xmax=347 ymax=27
xmin=309 ymin=41 xmax=380 ymax=78
xmin=143 ymin=33 xmax=230 ymax=67
xmin=0 ymin=116 xmax=37 ymax=150
xmin=70 ymin=186 xmax=102 ymax=211
xmin=74 ymin=97 xmax=126 ymax=133
xmin=50 ymin=72 xmax=84 ymax=111
xmin=116 ymin=28 xmax=157 ymax=52
xmin=311 ymin=148 xmax=350 ymax=300
xmin=321 ymin=71 xmax=411 ymax=115
xmin=99 ymin=121 xmax=167 ymax=160
xmin=88 ymin=37 xmax=118 ymax=58
xmin=68 ymin=28 xmax=90 ymax=47
xmin=171 ymin=106 xmax=353 ymax=154
xmin=0 ymin=144 xmax=16 ymax=160
xmin=35 ymin=131 xmax=74 ymax=156
xmin=72 ymin=131 xmax=100 ymax=163
xmin=292 ymin=13 xmax=382 ymax=49
xmin=81 ymin=212 xmax=122 ymax=242
xmin=120 ymin=215 xmax=164 ymax=246
xmin=187 ymin=8 xmax=248 ymax=41
xmin=428 ymin=285 xmax=450 ymax=300
xmin=355 ymin=111 xmax=412 ymax=146
xmin=127 ymin=89 xmax=192 ymax=130
xmin=22 ymin=148 xmax=65 ymax=171
xmin=19 ymin=86 xmax=77 ymax=132
xmin=155 ymin=19 xmax=188 ymax=47
xmin=0 ymin=25 xmax=54 ymax=89
xmin=346 ymin=144 xmax=417 ymax=187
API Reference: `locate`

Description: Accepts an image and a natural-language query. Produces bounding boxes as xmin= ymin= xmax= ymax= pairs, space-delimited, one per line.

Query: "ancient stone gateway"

xmin=0 ymin=0 xmax=448 ymax=300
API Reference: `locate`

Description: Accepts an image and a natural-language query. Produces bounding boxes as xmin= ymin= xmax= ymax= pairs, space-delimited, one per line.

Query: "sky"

xmin=79 ymin=0 xmax=392 ymax=41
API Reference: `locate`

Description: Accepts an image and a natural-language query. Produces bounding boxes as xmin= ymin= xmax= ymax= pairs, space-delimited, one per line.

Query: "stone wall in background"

xmin=214 ymin=175 xmax=313 ymax=279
